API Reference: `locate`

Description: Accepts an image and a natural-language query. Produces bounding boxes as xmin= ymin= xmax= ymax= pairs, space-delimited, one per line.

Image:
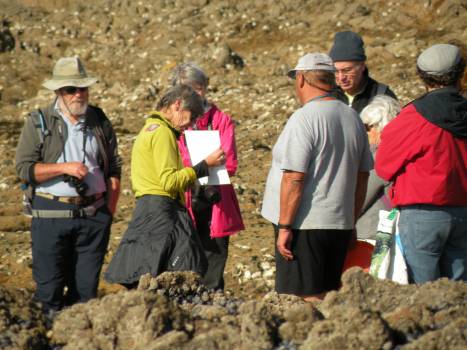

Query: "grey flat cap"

xmin=417 ymin=44 xmax=461 ymax=76
xmin=288 ymin=53 xmax=336 ymax=79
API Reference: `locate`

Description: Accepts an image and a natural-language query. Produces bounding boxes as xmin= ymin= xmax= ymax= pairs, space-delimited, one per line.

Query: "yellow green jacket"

xmin=131 ymin=112 xmax=197 ymax=202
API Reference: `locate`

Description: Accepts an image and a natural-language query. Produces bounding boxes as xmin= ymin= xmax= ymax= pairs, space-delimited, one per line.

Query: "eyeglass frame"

xmin=334 ymin=62 xmax=365 ymax=78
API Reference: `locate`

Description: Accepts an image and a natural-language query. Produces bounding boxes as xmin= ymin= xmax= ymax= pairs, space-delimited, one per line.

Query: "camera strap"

xmin=206 ymin=107 xmax=214 ymax=130
xmin=81 ymin=124 xmax=88 ymax=165
xmin=193 ymin=107 xmax=214 ymax=131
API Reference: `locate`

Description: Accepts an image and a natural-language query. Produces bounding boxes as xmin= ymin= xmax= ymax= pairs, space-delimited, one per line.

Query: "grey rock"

xmin=0 ymin=20 xmax=15 ymax=52
xmin=215 ymin=43 xmax=244 ymax=69
xmin=0 ymin=286 xmax=48 ymax=350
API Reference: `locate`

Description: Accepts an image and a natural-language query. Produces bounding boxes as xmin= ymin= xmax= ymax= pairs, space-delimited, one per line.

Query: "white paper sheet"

xmin=184 ymin=130 xmax=230 ymax=185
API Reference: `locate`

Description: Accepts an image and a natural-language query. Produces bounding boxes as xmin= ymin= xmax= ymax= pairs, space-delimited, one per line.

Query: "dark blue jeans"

xmin=398 ymin=204 xmax=467 ymax=284
xmin=31 ymin=195 xmax=112 ymax=311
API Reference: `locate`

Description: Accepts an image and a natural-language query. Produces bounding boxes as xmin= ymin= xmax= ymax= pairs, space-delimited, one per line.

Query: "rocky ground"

xmin=2 ymin=269 xmax=467 ymax=349
xmin=0 ymin=0 xmax=466 ymax=349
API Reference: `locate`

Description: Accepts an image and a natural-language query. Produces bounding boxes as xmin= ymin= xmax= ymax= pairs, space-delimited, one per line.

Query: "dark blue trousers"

xmin=31 ymin=195 xmax=112 ymax=311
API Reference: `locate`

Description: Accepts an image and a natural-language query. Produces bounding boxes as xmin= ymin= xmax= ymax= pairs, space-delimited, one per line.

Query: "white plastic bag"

xmin=370 ymin=209 xmax=408 ymax=284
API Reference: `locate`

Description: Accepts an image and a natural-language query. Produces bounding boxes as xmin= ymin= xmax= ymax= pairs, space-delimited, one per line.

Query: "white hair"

xmin=360 ymin=95 xmax=401 ymax=131
xmin=170 ymin=62 xmax=209 ymax=89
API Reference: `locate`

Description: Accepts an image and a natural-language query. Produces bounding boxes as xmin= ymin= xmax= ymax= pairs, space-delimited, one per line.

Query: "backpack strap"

xmin=30 ymin=109 xmax=50 ymax=145
xmin=376 ymin=83 xmax=388 ymax=95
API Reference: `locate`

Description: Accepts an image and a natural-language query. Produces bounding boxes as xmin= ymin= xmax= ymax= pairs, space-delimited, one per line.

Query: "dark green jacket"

xmin=15 ymin=102 xmax=121 ymax=185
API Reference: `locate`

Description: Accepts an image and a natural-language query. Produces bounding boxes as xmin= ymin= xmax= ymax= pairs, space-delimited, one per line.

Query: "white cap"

xmin=288 ymin=53 xmax=336 ymax=79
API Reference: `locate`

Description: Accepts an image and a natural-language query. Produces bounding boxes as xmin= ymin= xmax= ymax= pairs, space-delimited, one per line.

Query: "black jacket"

xmin=334 ymin=69 xmax=398 ymax=113
xmin=105 ymin=195 xmax=207 ymax=285
xmin=413 ymin=86 xmax=467 ymax=139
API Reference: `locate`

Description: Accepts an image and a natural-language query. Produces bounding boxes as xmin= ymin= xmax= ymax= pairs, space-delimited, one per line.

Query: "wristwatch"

xmin=277 ymin=223 xmax=292 ymax=230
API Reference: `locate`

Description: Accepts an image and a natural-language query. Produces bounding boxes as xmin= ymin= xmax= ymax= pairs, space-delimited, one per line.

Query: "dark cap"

xmin=329 ymin=31 xmax=367 ymax=62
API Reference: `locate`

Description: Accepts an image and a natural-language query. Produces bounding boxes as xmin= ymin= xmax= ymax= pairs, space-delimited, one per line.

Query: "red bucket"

xmin=343 ymin=240 xmax=374 ymax=273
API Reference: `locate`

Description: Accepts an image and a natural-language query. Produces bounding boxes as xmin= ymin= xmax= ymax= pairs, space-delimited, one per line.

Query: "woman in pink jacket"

xmin=172 ymin=63 xmax=244 ymax=290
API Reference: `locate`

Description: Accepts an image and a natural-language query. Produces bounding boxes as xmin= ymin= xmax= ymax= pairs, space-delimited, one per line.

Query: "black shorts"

xmin=274 ymin=225 xmax=352 ymax=296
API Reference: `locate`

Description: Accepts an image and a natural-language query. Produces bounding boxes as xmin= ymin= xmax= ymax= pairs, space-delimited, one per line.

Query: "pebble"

xmin=234 ymin=244 xmax=251 ymax=251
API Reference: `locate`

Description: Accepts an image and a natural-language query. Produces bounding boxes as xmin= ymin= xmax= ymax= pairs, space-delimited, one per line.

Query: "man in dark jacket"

xmin=329 ymin=31 xmax=397 ymax=113
xmin=15 ymin=56 xmax=121 ymax=312
xmin=375 ymin=44 xmax=467 ymax=283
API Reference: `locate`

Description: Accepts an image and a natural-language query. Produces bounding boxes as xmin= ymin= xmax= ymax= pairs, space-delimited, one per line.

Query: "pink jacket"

xmin=178 ymin=104 xmax=245 ymax=238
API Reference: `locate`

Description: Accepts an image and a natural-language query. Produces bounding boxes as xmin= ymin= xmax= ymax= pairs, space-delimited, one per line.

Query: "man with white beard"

xmin=15 ymin=56 xmax=121 ymax=313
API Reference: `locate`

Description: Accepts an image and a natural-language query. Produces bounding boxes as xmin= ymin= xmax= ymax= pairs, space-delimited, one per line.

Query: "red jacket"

xmin=375 ymin=103 xmax=467 ymax=207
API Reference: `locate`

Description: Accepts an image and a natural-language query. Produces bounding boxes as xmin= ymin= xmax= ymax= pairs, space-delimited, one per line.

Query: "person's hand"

xmin=63 ymin=162 xmax=88 ymax=180
xmin=204 ymin=148 xmax=225 ymax=167
xmin=277 ymin=228 xmax=294 ymax=261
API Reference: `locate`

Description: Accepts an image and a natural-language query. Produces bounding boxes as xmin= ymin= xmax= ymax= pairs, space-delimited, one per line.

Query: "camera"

xmin=203 ymin=186 xmax=221 ymax=204
xmin=191 ymin=185 xmax=221 ymax=212
xmin=64 ymin=175 xmax=89 ymax=197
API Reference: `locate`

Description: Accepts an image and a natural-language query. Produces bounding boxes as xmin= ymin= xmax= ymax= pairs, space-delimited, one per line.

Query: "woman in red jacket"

xmin=375 ymin=44 xmax=467 ymax=284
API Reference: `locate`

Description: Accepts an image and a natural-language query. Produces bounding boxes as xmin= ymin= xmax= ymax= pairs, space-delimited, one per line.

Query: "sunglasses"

xmin=61 ymin=86 xmax=88 ymax=95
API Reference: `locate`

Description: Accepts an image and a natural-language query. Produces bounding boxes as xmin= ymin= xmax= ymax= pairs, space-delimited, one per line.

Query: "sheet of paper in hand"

xmin=184 ymin=130 xmax=230 ymax=185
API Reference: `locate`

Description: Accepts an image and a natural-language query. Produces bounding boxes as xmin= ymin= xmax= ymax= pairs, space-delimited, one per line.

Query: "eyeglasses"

xmin=335 ymin=65 xmax=362 ymax=77
xmin=61 ymin=86 xmax=88 ymax=95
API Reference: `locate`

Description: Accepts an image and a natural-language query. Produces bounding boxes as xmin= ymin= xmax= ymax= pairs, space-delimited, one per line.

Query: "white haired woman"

xmin=356 ymin=95 xmax=400 ymax=239
xmin=171 ymin=63 xmax=244 ymax=290
xmin=105 ymin=85 xmax=225 ymax=288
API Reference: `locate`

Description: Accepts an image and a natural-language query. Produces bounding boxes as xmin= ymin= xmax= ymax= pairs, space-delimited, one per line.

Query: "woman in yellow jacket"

xmin=105 ymin=85 xmax=224 ymax=288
